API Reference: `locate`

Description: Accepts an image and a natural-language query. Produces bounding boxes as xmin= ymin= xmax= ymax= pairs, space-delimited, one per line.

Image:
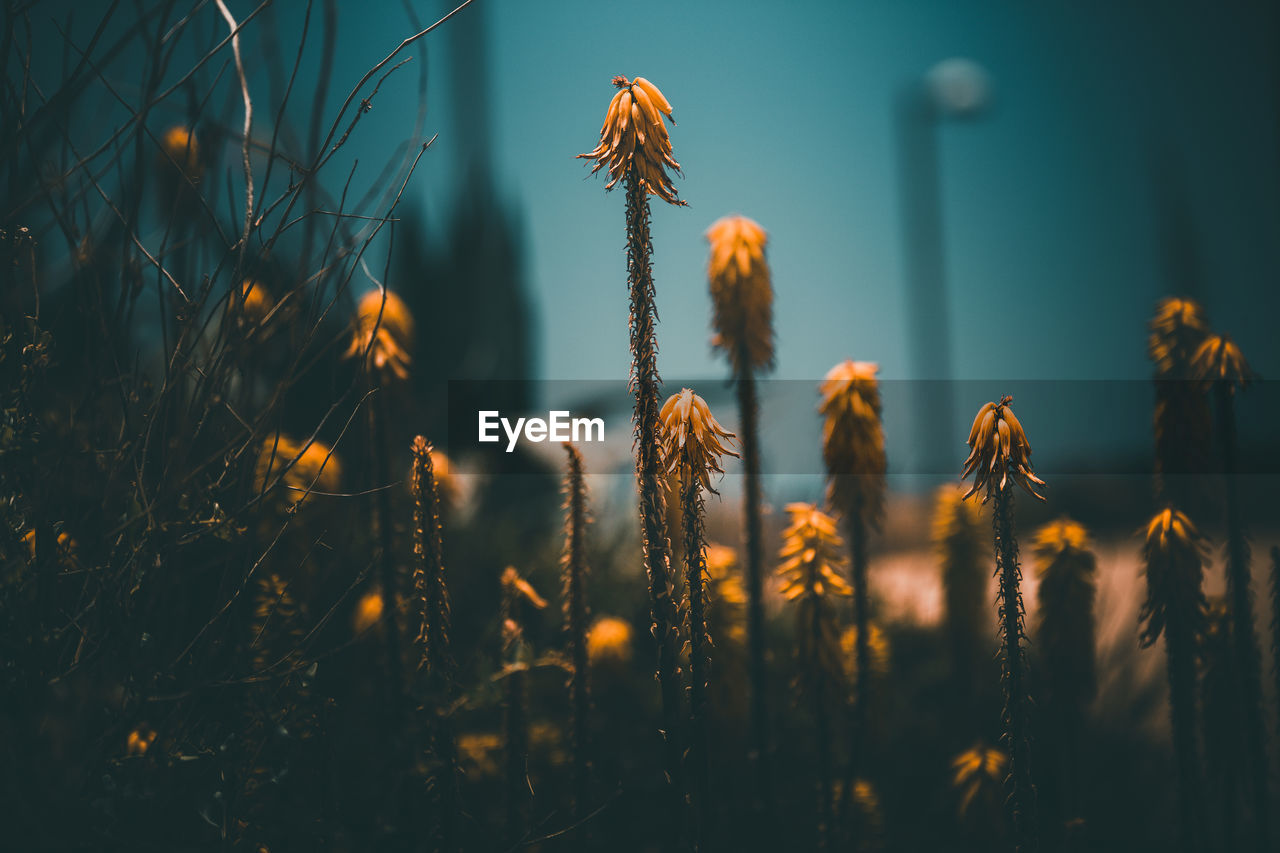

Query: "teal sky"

xmin=329 ymin=0 xmax=1279 ymax=384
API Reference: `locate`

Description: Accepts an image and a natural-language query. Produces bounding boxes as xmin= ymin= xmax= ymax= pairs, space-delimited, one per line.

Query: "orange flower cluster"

xmin=1148 ymin=297 xmax=1207 ymax=378
xmin=659 ymin=388 xmax=738 ymax=494
xmin=962 ymin=395 xmax=1045 ymax=502
xmin=777 ymin=503 xmax=852 ymax=601
xmin=952 ymin=743 xmax=1008 ymax=818
xmin=1031 ymin=517 xmax=1089 ymax=565
xmin=253 ymin=435 xmax=341 ymax=507
xmin=820 ymin=360 xmax=887 ymax=522
xmin=578 ymin=76 xmax=684 ymax=205
xmin=159 ymin=125 xmax=203 ymax=184
xmin=344 ymin=290 xmax=414 ymax=383
xmin=1192 ymin=333 xmax=1254 ymax=391
xmin=706 ymin=215 xmax=774 ymax=371
xmin=586 ymin=616 xmax=634 ymax=669
xmin=1139 ymin=508 xmax=1207 ymax=647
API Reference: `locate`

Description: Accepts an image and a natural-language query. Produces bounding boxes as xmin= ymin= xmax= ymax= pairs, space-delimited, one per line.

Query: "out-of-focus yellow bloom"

xmin=1139 ymin=508 xmax=1207 ymax=648
xmin=159 ymin=125 xmax=203 ymax=183
xmin=22 ymin=529 xmax=79 ymax=568
xmin=502 ymin=566 xmax=548 ymax=611
xmin=344 ymin=290 xmax=414 ymax=383
xmin=932 ymin=484 xmax=984 ymax=552
xmin=777 ymin=503 xmax=852 ymax=601
xmin=840 ymin=622 xmax=890 ymax=680
xmin=706 ymin=544 xmax=747 ymax=644
xmin=1192 ymin=333 xmax=1255 ymax=392
xmin=820 ymin=360 xmax=886 ymax=523
xmin=1032 ymin=518 xmax=1089 ymax=569
xmin=952 ymin=743 xmax=1008 ymax=818
xmin=126 ymin=727 xmax=157 ymax=757
xmin=962 ymin=395 xmax=1045 ymax=503
xmin=586 ymin=616 xmax=633 ymax=669
xmin=1148 ymin=297 xmax=1207 ymax=378
xmin=254 ymin=435 xmax=341 ymax=506
xmin=706 ymin=215 xmax=773 ymax=372
xmin=659 ymin=388 xmax=738 ymax=494
xmin=353 ymin=589 xmax=385 ymax=635
xmin=232 ymin=279 xmax=273 ymax=328
xmin=578 ymin=75 xmax=684 ymax=205
xmin=458 ymin=732 xmax=502 ymax=777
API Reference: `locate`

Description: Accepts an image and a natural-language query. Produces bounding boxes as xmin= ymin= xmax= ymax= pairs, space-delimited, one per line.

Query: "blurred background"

xmin=4 ymin=1 xmax=1280 ymax=851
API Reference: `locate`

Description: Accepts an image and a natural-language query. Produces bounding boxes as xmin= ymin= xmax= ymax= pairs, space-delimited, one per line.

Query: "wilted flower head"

xmin=820 ymin=360 xmax=887 ymax=523
xmin=659 ymin=388 xmax=738 ymax=494
xmin=1148 ymin=297 xmax=1207 ymax=378
xmin=254 ymin=435 xmax=341 ymax=506
xmin=952 ymin=743 xmax=1009 ymax=818
xmin=1192 ymin=333 xmax=1255 ymax=392
xmin=706 ymin=215 xmax=774 ymax=371
xmin=578 ymin=75 xmax=684 ymax=205
xmin=962 ymin=395 xmax=1045 ymax=502
xmin=1139 ymin=508 xmax=1208 ymax=648
xmin=159 ymin=125 xmax=203 ymax=183
xmin=344 ymin=289 xmax=414 ymax=383
xmin=777 ymin=503 xmax=852 ymax=601
xmin=586 ymin=616 xmax=633 ymax=669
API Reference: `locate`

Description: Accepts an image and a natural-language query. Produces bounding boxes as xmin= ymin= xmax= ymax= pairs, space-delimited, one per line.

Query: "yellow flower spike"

xmin=1148 ymin=297 xmax=1208 ymax=378
xmin=1032 ymin=517 xmax=1090 ymax=568
xmin=343 ymin=290 xmax=415 ymax=384
xmin=1192 ymin=333 xmax=1255 ymax=392
xmin=777 ymin=503 xmax=852 ymax=601
xmin=820 ymin=360 xmax=887 ymax=523
xmin=961 ymin=395 xmax=1045 ymax=503
xmin=840 ymin=622 xmax=890 ymax=680
xmin=659 ymin=388 xmax=738 ymax=495
xmin=126 ymin=727 xmax=158 ymax=757
xmin=1139 ymin=507 xmax=1208 ymax=648
xmin=586 ymin=616 xmax=634 ymax=669
xmin=951 ymin=742 xmax=1008 ymax=818
xmin=706 ymin=214 xmax=774 ymax=372
xmin=502 ymin=565 xmax=548 ymax=610
xmin=578 ymin=75 xmax=685 ymax=205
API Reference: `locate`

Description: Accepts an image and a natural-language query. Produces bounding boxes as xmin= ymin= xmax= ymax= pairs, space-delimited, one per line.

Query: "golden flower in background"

xmin=1148 ymin=297 xmax=1207 ymax=378
xmin=659 ymin=388 xmax=738 ymax=494
xmin=254 ymin=435 xmax=341 ymax=506
xmin=352 ymin=589 xmax=385 ymax=635
xmin=1139 ymin=508 xmax=1208 ymax=648
xmin=1192 ymin=333 xmax=1255 ymax=392
xmin=586 ymin=616 xmax=633 ymax=669
xmin=820 ymin=360 xmax=886 ymax=523
xmin=458 ymin=732 xmax=502 ymax=778
xmin=961 ymin=395 xmax=1045 ymax=502
xmin=840 ymin=622 xmax=890 ymax=680
xmin=706 ymin=215 xmax=774 ymax=371
xmin=231 ymin=278 xmax=273 ymax=328
xmin=577 ymin=75 xmax=684 ymax=205
xmin=22 ymin=529 xmax=80 ymax=569
xmin=706 ymin=544 xmax=748 ymax=644
xmin=344 ymin=290 xmax=414 ymax=383
xmin=777 ymin=503 xmax=852 ymax=601
xmin=1031 ymin=517 xmax=1089 ymax=569
xmin=951 ymin=743 xmax=1008 ymax=818
xmin=159 ymin=125 xmax=203 ymax=184
xmin=126 ymin=727 xmax=158 ymax=757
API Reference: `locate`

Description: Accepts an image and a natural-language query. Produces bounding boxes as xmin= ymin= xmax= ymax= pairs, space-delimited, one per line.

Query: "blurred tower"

xmin=895 ymin=59 xmax=990 ymax=479
xmin=400 ymin=0 xmax=534 ymax=446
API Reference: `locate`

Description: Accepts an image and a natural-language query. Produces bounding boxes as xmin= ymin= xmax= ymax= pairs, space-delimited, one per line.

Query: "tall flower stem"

xmin=1212 ymin=384 xmax=1269 ymax=851
xmin=1271 ymin=546 xmax=1280 ymax=744
xmin=993 ymin=486 xmax=1036 ymax=852
xmin=561 ymin=443 xmax=592 ymax=851
xmin=411 ymin=437 xmax=458 ymax=853
xmin=624 ymin=168 xmax=685 ymax=823
xmin=681 ymin=469 xmax=712 ymax=852
xmin=841 ymin=509 xmax=870 ymax=815
xmin=812 ymin=599 xmax=834 ymax=853
xmin=734 ymin=352 xmax=772 ymax=815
